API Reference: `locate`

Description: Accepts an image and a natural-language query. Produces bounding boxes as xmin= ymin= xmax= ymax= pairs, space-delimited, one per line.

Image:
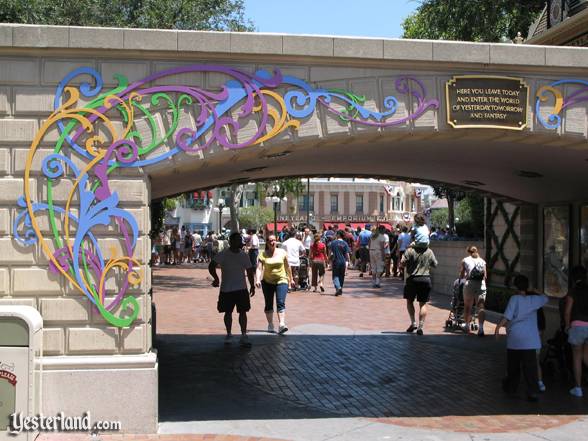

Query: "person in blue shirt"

xmin=356 ymin=224 xmax=372 ymax=278
xmin=329 ymin=230 xmax=351 ymax=296
xmin=495 ymin=274 xmax=548 ymax=401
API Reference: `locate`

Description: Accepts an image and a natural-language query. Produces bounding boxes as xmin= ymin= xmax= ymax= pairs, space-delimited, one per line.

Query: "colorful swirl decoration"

xmin=13 ymin=65 xmax=439 ymax=328
xmin=535 ymin=79 xmax=588 ymax=129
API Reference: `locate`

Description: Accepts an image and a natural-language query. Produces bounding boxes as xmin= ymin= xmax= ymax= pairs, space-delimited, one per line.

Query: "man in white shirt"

xmin=283 ymin=231 xmax=306 ymax=290
xmin=247 ymin=228 xmax=260 ymax=267
xmin=192 ymin=230 xmax=202 ymax=262
xmin=209 ymin=233 xmax=256 ymax=347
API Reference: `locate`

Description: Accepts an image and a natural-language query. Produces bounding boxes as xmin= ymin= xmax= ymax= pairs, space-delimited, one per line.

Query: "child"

xmin=494 ymin=274 xmax=548 ymax=401
xmin=410 ymin=213 xmax=430 ymax=249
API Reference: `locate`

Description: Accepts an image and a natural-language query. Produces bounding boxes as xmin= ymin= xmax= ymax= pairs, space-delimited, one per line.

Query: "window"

xmin=355 ymin=194 xmax=363 ymax=213
xmin=411 ymin=197 xmax=415 ymax=212
xmin=379 ymin=195 xmax=384 ymax=213
xmin=298 ymin=194 xmax=314 ymax=212
xmin=543 ymin=206 xmax=570 ymax=297
xmin=330 ymin=194 xmax=338 ymax=213
xmin=393 ymin=192 xmax=402 ymax=211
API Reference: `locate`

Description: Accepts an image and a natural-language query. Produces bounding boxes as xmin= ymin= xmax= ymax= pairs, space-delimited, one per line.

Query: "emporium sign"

xmin=446 ymin=76 xmax=529 ymax=130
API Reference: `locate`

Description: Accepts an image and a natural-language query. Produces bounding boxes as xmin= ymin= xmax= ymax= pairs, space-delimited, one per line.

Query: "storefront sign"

xmin=446 ymin=76 xmax=529 ymax=130
xmin=278 ymin=215 xmax=393 ymax=222
xmin=0 ymin=370 xmax=17 ymax=386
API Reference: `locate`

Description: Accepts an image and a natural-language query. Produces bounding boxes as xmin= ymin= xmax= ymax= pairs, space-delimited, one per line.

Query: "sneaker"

xmin=406 ymin=324 xmax=417 ymax=333
xmin=239 ymin=335 xmax=252 ymax=348
xmin=335 ymin=289 xmax=342 ymax=296
xmin=267 ymin=324 xmax=275 ymax=333
xmin=359 ymin=273 xmax=364 ymax=278
xmin=416 ymin=328 xmax=424 ymax=336
xmin=538 ymin=381 xmax=546 ymax=393
xmin=570 ymin=387 xmax=583 ymax=397
xmin=320 ymin=286 xmax=325 ymax=292
xmin=224 ymin=334 xmax=232 ymax=345
xmin=278 ymin=325 xmax=288 ymax=335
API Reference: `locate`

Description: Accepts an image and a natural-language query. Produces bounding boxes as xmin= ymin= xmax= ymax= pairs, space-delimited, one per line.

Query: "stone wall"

xmin=429 ymin=240 xmax=485 ymax=294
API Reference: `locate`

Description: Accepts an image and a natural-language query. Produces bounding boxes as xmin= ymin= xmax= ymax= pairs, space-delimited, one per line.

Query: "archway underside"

xmin=149 ymin=130 xmax=587 ymax=204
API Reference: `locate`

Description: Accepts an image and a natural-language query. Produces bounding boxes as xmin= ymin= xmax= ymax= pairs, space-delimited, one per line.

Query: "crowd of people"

xmin=154 ymin=217 xmax=588 ymax=402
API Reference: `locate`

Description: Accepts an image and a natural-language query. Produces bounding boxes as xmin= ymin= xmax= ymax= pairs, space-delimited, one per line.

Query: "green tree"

xmin=238 ymin=206 xmax=274 ymax=231
xmin=0 ymin=0 xmax=254 ymax=31
xmin=402 ymin=0 xmax=544 ymax=42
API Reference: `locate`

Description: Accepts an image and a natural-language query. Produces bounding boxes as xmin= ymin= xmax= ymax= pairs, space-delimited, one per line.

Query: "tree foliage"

xmin=402 ymin=0 xmax=544 ymax=42
xmin=238 ymin=206 xmax=274 ymax=231
xmin=0 ymin=0 xmax=254 ymax=31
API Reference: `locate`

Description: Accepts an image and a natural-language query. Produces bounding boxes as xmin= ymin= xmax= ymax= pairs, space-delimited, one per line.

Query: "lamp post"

xmin=217 ymin=198 xmax=225 ymax=234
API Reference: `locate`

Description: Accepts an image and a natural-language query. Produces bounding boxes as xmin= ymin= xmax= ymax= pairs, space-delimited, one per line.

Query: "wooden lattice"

xmin=485 ymin=199 xmax=521 ymax=286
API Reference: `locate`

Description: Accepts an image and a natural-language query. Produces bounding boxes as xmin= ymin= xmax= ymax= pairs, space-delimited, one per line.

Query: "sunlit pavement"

xmin=39 ymin=263 xmax=588 ymax=441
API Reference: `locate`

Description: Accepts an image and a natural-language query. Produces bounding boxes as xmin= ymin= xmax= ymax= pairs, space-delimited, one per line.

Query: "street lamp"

xmin=216 ymin=198 xmax=225 ymax=234
xmin=265 ymin=195 xmax=281 ymax=236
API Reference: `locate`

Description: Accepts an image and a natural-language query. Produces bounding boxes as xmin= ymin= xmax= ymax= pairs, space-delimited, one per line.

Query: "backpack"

xmin=468 ymin=260 xmax=485 ymax=281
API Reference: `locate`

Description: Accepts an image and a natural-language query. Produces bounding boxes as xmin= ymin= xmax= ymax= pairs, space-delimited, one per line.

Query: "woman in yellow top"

xmin=256 ymin=234 xmax=294 ymax=334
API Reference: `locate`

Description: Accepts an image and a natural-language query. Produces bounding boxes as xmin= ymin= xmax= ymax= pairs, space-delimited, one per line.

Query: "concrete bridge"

xmin=0 ymin=24 xmax=587 ymax=431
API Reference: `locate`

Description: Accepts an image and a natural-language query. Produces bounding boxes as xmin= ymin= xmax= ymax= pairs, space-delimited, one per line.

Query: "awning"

xmin=323 ymin=222 xmax=347 ymax=230
xmin=378 ymin=223 xmax=393 ymax=231
xmin=266 ymin=222 xmax=289 ymax=232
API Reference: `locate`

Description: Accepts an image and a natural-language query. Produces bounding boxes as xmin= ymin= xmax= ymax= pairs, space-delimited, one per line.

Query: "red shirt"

xmin=310 ymin=242 xmax=328 ymax=262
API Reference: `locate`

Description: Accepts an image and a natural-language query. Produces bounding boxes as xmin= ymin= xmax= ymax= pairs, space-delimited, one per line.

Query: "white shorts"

xmin=463 ymin=280 xmax=486 ymax=302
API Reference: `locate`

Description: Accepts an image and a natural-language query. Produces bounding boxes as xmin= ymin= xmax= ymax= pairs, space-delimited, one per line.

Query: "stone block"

xmin=0 ymin=59 xmax=39 ymax=85
xmin=93 ymin=295 xmax=146 ymax=326
xmin=41 ymin=297 xmax=90 ymax=322
xmin=0 ymin=25 xmax=12 ymax=46
xmin=100 ymin=62 xmax=149 ymax=86
xmin=0 ymin=149 xmax=9 ymax=175
xmin=109 ymin=179 xmax=148 ymax=205
xmin=230 ymin=33 xmax=282 ymax=55
xmin=0 ymin=208 xmax=8 ymax=234
xmin=13 ymin=25 xmax=68 ymax=48
xmin=0 ymin=179 xmax=36 ymax=205
xmin=0 ymin=119 xmax=39 ymax=143
xmin=123 ymin=29 xmax=177 ymax=51
xmin=152 ymin=62 xmax=205 ymax=86
xmin=13 ymin=267 xmax=62 ymax=294
xmin=349 ymin=79 xmax=380 ymax=134
xmin=384 ymin=39 xmax=433 ymax=61
xmin=69 ymin=26 xmax=123 ymax=49
xmin=490 ymin=44 xmax=546 ymax=66
xmin=0 ymin=298 xmax=36 ymax=308
xmin=0 ymin=239 xmax=36 ymax=265
xmin=546 ymin=46 xmax=588 ymax=68
xmin=178 ymin=31 xmax=230 ymax=53
xmin=43 ymin=328 xmax=65 ymax=355
xmin=121 ymin=325 xmax=146 ymax=353
xmin=67 ymin=327 xmax=118 ymax=354
xmin=42 ymin=178 xmax=77 ymax=204
xmin=283 ymin=36 xmax=333 ymax=57
xmin=433 ymin=41 xmax=490 ymax=64
xmin=97 ymin=237 xmax=147 ymax=264
xmin=42 ymin=60 xmax=97 ymax=85
xmin=0 ymin=87 xmax=9 ymax=115
xmin=334 ymin=37 xmax=383 ymax=59
xmin=14 ymin=87 xmax=55 ymax=114
xmin=13 ymin=148 xmax=54 ymax=175
xmin=0 ymin=268 xmax=8 ymax=294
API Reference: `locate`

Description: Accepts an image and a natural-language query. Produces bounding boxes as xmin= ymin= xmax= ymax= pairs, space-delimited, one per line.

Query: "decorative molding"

xmin=13 ymin=65 xmax=438 ymax=328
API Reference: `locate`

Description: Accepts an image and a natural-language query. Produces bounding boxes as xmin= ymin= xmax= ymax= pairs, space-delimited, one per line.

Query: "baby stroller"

xmin=445 ymin=279 xmax=478 ymax=332
xmin=298 ymin=256 xmax=310 ymax=290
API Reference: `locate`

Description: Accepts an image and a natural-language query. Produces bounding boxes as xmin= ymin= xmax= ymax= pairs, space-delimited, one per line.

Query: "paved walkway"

xmin=41 ymin=263 xmax=588 ymax=441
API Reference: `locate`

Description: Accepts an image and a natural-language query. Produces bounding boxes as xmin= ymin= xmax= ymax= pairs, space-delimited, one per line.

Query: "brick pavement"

xmin=150 ymin=264 xmax=588 ymax=435
xmin=38 ymin=435 xmax=287 ymax=441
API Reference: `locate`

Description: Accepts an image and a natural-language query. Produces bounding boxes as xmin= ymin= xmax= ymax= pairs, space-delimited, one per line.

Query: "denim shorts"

xmin=568 ymin=326 xmax=588 ymax=346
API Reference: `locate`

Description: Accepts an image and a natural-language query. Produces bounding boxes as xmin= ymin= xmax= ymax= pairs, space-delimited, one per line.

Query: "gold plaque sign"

xmin=446 ymin=76 xmax=529 ymax=130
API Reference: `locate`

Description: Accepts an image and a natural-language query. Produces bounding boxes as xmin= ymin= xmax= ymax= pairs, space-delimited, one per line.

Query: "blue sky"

xmin=243 ymin=0 xmax=418 ymax=39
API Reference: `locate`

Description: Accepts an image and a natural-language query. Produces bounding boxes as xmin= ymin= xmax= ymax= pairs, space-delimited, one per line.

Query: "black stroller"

xmin=298 ymin=256 xmax=310 ymax=290
xmin=445 ymin=279 xmax=478 ymax=332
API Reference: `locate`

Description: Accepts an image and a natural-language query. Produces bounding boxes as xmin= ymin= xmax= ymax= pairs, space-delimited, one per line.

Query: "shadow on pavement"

xmin=157 ymin=332 xmax=588 ymax=423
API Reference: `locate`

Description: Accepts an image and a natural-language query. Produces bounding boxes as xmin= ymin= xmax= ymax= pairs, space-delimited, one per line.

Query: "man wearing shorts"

xmin=209 ymin=232 xmax=256 ymax=347
xmin=401 ymin=246 xmax=438 ymax=335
